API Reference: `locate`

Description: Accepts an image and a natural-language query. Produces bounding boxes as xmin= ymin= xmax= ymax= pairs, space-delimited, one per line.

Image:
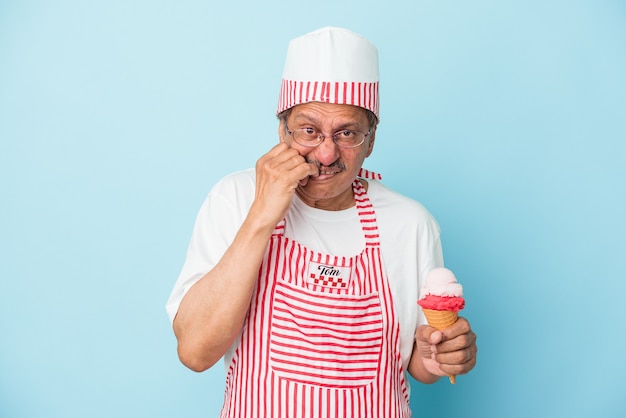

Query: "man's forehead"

xmin=289 ymin=102 xmax=368 ymax=123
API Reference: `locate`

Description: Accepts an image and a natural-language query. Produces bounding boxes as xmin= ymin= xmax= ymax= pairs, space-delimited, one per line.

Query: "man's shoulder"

xmin=367 ymin=180 xmax=441 ymax=237
xmin=200 ymin=168 xmax=257 ymax=213
xmin=368 ymin=180 xmax=432 ymax=217
xmin=210 ymin=168 xmax=256 ymax=194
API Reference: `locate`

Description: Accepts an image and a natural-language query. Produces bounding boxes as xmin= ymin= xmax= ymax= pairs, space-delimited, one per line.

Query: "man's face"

xmin=278 ymin=102 xmax=376 ymax=210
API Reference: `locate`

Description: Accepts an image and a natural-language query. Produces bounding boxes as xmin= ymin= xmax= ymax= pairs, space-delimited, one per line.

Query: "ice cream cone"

xmin=422 ymin=308 xmax=459 ymax=384
xmin=419 ymin=268 xmax=465 ymax=385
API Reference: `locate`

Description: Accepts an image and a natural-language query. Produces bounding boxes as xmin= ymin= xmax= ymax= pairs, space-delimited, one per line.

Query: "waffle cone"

xmin=422 ymin=309 xmax=458 ymax=330
xmin=422 ymin=308 xmax=459 ymax=384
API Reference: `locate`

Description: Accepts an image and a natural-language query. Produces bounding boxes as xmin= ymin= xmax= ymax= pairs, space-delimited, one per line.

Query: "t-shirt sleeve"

xmin=165 ymin=173 xmax=252 ymax=324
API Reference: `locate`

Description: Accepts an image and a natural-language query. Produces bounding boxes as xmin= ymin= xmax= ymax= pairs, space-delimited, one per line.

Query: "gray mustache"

xmin=306 ymin=159 xmax=346 ymax=171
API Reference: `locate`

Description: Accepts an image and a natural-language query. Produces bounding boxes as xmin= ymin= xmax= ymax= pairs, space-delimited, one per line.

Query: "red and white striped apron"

xmin=220 ymin=177 xmax=411 ymax=418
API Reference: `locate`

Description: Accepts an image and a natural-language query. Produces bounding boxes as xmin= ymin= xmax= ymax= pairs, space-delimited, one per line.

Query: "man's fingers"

xmin=257 ymin=144 xmax=320 ymax=195
xmin=435 ymin=317 xmax=470 ymax=340
xmin=437 ymin=322 xmax=476 ymax=353
xmin=434 ymin=344 xmax=476 ymax=365
xmin=435 ymin=345 xmax=478 ymax=376
xmin=416 ymin=325 xmax=444 ymax=345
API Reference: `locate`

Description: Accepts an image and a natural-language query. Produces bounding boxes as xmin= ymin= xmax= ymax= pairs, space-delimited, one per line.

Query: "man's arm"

xmin=172 ymin=143 xmax=318 ymax=372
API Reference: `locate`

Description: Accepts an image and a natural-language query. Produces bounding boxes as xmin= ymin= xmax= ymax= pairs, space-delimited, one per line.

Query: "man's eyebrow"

xmin=291 ymin=114 xmax=362 ymax=130
xmin=291 ymin=114 xmax=320 ymax=125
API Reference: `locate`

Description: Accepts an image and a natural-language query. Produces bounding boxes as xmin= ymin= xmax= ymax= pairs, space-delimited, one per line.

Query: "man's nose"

xmin=312 ymin=135 xmax=341 ymax=166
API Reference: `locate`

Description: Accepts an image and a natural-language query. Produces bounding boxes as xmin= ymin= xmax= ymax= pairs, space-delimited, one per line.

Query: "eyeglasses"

xmin=285 ymin=123 xmax=371 ymax=148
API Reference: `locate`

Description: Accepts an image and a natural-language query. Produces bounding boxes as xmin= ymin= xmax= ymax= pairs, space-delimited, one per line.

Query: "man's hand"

xmin=413 ymin=317 xmax=477 ymax=382
xmin=251 ymin=143 xmax=319 ymax=227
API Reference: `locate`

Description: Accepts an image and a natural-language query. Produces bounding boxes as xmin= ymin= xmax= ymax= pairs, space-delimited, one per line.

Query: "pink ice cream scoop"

xmin=418 ymin=267 xmax=465 ymax=312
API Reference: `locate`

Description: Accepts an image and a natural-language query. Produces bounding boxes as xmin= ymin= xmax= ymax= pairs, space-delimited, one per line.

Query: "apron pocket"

xmin=269 ymin=279 xmax=383 ymax=389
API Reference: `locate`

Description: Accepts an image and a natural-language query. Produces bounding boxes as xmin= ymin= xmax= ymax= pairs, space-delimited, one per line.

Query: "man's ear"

xmin=365 ymin=125 xmax=376 ymax=157
xmin=278 ymin=119 xmax=286 ymax=143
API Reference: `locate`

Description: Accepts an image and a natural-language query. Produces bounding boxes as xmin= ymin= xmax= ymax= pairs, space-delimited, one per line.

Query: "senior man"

xmin=167 ymin=26 xmax=477 ymax=417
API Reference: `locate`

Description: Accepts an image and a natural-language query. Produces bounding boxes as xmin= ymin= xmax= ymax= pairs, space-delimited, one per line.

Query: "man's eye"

xmin=303 ymin=127 xmax=317 ymax=136
xmin=337 ymin=130 xmax=355 ymax=138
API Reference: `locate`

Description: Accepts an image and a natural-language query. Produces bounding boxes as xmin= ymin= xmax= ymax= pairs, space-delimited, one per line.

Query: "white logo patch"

xmin=307 ymin=262 xmax=351 ymax=289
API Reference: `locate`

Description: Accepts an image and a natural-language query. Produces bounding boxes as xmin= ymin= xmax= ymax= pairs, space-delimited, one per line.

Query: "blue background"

xmin=1 ymin=1 xmax=625 ymax=417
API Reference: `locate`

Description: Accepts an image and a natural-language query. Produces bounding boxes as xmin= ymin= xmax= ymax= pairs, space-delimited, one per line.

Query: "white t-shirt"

xmin=166 ymin=168 xmax=443 ymax=371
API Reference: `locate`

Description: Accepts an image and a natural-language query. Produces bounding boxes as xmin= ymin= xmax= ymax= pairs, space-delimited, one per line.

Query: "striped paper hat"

xmin=277 ymin=27 xmax=380 ymax=119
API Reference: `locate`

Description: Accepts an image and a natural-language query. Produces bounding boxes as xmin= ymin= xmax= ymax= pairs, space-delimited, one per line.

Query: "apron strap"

xmin=353 ymin=179 xmax=381 ymax=247
xmin=271 ymin=219 xmax=286 ymax=236
xmin=358 ymin=167 xmax=382 ymax=180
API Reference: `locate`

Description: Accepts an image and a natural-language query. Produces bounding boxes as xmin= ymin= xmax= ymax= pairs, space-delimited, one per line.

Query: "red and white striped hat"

xmin=277 ymin=27 xmax=379 ymax=119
